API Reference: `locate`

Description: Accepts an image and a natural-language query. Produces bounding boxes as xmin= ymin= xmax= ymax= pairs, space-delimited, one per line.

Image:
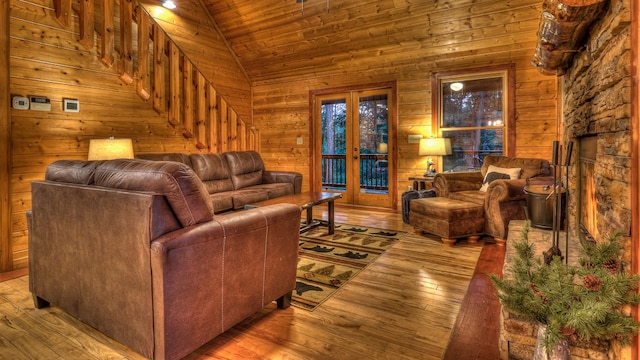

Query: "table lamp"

xmin=88 ymin=137 xmax=134 ymax=160
xmin=419 ymin=137 xmax=451 ymax=176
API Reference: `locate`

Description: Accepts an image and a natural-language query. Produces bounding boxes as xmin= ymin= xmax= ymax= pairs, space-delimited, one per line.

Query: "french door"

xmin=313 ymin=86 xmax=395 ymax=209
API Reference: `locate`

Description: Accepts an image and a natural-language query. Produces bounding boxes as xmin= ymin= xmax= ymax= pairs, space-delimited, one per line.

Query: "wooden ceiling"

xmin=195 ymin=0 xmax=542 ymax=82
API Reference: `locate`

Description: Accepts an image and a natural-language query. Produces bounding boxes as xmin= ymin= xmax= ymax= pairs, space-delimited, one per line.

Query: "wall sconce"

xmin=419 ymin=137 xmax=452 ymax=176
xmin=88 ymin=137 xmax=134 ymax=160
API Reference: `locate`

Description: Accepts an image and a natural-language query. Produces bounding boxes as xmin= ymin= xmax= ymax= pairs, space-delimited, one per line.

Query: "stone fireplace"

xmin=565 ymin=110 xmax=632 ymax=251
xmin=499 ymin=1 xmax=633 ymax=359
xmin=562 ymin=0 xmax=632 ymax=253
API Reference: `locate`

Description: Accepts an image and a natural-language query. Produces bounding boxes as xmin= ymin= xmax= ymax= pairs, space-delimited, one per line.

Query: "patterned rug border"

xmin=292 ymin=223 xmax=406 ymax=311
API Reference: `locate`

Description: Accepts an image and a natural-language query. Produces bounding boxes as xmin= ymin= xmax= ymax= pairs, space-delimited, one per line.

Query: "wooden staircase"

xmin=52 ymin=0 xmax=259 ymax=152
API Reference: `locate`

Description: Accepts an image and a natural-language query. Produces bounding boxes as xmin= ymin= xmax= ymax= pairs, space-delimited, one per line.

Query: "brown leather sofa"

xmin=431 ymin=155 xmax=552 ymax=244
xmin=28 ymin=159 xmax=301 ymax=360
xmin=137 ymin=150 xmax=303 ymax=213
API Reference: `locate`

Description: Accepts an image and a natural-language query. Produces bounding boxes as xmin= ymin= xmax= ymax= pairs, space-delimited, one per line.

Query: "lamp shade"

xmin=418 ymin=137 xmax=452 ymax=156
xmin=88 ymin=138 xmax=134 ymax=160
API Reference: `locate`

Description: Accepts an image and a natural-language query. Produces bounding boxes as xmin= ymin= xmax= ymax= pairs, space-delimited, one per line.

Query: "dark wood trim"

xmin=389 ymin=81 xmax=399 ymax=210
xmin=431 ymin=63 xmax=516 ymax=157
xmin=631 ymin=0 xmax=639 ymax=357
xmin=308 ymin=90 xmax=316 ymax=190
xmin=1 ymin=0 xmax=11 ymax=272
xmin=0 ymin=268 xmax=28 ymax=283
xmin=506 ymin=62 xmax=516 ymax=156
xmin=444 ymin=241 xmax=504 ymax=359
xmin=309 ymin=81 xmax=396 ymax=97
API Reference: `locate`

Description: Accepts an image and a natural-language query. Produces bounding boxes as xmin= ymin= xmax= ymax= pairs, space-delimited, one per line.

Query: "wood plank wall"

xmin=1 ymin=0 xmax=10 ymax=272
xmin=4 ymin=0 xmax=251 ymax=271
xmin=3 ymin=0 xmax=560 ymax=271
xmin=140 ymin=0 xmax=252 ymax=123
xmin=253 ymin=61 xmax=558 ymax=198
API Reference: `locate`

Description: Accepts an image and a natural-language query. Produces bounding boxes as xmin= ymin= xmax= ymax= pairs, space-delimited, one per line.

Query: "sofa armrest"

xmin=486 ymin=175 xmax=556 ymax=204
xmin=484 ymin=179 xmax=528 ymax=241
xmin=486 ymin=178 xmax=528 ymax=203
xmin=433 ymin=171 xmax=484 ymax=197
xmin=149 ymin=203 xmax=300 ymax=360
xmin=483 ymin=175 xmax=555 ymax=241
xmin=263 ymin=170 xmax=303 ymax=194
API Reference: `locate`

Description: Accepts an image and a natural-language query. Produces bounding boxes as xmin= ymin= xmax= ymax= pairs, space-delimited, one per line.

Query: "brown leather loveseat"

xmin=137 ymin=150 xmax=302 ymax=213
xmin=28 ymin=159 xmax=301 ymax=360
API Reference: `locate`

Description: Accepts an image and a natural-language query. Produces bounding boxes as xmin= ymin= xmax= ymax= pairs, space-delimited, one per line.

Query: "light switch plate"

xmin=296 ymin=137 xmax=303 ymax=145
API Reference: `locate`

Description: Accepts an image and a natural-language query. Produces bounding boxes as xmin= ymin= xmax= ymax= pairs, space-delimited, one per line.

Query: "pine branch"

xmin=489 ymin=223 xmax=640 ymax=351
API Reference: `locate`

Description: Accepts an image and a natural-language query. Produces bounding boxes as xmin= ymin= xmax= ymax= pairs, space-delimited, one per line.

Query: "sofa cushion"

xmin=224 ymin=151 xmax=264 ymax=190
xmin=246 ymin=183 xmax=294 ymax=199
xmin=479 ymin=165 xmax=521 ymax=192
xmin=45 ymin=160 xmax=103 ymax=184
xmin=93 ymin=159 xmax=214 ymax=227
xmin=230 ymin=189 xmax=270 ymax=209
xmin=449 ymin=190 xmax=486 ymax=205
xmin=481 ymin=155 xmax=550 ymax=180
xmin=189 ymin=153 xmax=235 ymax=194
xmin=209 ymin=193 xmax=234 ymax=214
xmin=136 ymin=153 xmax=193 ymax=169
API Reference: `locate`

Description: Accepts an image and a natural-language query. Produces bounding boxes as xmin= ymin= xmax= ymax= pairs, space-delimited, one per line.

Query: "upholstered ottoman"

xmin=409 ymin=197 xmax=484 ymax=246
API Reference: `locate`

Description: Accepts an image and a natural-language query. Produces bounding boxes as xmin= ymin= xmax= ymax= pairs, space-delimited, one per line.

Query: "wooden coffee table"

xmin=246 ymin=191 xmax=343 ymax=234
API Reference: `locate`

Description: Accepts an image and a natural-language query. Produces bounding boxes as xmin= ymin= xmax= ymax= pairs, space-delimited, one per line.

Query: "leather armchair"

xmin=433 ymin=155 xmax=553 ymax=244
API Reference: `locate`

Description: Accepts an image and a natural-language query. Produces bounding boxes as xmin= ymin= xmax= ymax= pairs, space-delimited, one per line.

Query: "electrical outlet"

xmin=408 ymin=135 xmax=423 ymax=143
xmin=296 ymin=137 xmax=303 ymax=145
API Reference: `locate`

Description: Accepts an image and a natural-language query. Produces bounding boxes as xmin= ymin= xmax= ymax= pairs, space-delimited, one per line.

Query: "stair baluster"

xmin=51 ymin=0 xmax=259 ymax=153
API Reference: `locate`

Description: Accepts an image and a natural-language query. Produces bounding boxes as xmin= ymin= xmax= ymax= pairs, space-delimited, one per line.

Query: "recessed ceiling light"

xmin=163 ymin=1 xmax=176 ymax=9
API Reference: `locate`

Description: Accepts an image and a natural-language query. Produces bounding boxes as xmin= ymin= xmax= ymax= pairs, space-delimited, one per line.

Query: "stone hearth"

xmin=499 ymin=220 xmax=611 ymax=360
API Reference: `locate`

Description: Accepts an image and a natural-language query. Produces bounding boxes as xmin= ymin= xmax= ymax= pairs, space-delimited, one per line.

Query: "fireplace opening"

xmin=578 ymin=136 xmax=597 ymax=245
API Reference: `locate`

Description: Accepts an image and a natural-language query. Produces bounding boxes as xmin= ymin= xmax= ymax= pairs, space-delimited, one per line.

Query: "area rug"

xmin=293 ymin=223 xmax=405 ymax=310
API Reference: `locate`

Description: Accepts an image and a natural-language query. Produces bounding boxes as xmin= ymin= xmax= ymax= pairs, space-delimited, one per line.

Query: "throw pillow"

xmin=479 ymin=165 xmax=521 ymax=192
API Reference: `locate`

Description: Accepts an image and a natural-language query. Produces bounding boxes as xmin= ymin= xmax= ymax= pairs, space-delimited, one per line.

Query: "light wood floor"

xmin=0 ymin=206 xmax=503 ymax=359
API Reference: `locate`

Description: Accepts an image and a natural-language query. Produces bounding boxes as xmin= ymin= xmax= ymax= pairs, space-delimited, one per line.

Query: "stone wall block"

xmin=508 ymin=342 xmax=534 ymax=360
xmin=504 ymin=316 xmax=536 ymax=337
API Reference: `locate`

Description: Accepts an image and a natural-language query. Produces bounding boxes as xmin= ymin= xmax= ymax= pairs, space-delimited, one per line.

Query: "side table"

xmin=408 ymin=176 xmax=435 ymax=190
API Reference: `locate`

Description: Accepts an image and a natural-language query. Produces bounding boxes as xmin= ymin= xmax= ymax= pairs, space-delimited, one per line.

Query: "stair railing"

xmin=52 ymin=0 xmax=259 ymax=152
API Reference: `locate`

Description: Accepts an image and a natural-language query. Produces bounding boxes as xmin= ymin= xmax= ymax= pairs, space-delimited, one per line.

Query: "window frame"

xmin=431 ymin=64 xmax=516 ymax=171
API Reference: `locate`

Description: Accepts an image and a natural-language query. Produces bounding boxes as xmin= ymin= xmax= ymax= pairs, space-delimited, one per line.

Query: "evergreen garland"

xmin=490 ymin=221 xmax=640 ymax=352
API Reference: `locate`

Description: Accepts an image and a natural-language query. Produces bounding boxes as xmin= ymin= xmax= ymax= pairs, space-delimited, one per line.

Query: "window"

xmin=432 ymin=64 xmax=515 ymax=172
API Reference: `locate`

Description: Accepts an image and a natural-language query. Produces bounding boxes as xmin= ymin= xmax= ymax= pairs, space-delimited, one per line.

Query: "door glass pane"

xmin=358 ymin=94 xmax=388 ymax=194
xmin=321 ymin=98 xmax=347 ymax=191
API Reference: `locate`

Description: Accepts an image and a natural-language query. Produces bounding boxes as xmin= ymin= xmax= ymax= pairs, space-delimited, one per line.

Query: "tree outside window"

xmin=432 ymin=64 xmax=515 ymax=172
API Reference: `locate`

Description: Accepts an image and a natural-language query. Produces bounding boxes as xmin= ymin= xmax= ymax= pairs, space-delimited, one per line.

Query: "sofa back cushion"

xmin=45 ymin=160 xmax=103 ymax=184
xmin=93 ymin=159 xmax=214 ymax=227
xmin=481 ymin=155 xmax=550 ymax=180
xmin=189 ymin=153 xmax=235 ymax=194
xmin=135 ymin=153 xmax=193 ymax=169
xmin=224 ymin=151 xmax=264 ymax=190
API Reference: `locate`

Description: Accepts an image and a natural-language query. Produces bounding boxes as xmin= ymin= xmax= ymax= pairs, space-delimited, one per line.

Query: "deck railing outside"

xmin=322 ymin=154 xmax=388 ymax=191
